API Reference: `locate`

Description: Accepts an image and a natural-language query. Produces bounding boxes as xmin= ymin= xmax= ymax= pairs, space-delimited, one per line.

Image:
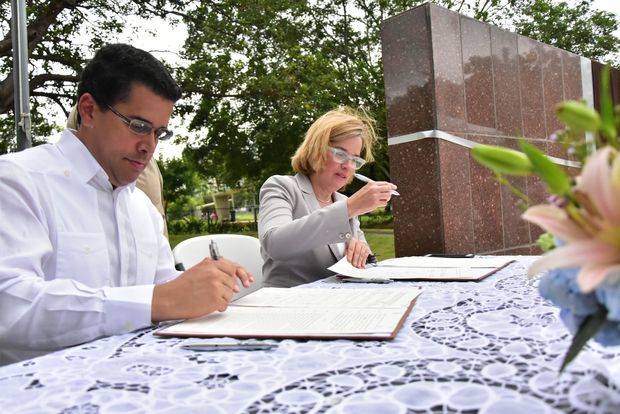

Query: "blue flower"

xmin=538 ymin=268 xmax=598 ymax=316
xmin=595 ymin=281 xmax=620 ymax=321
xmin=539 ymin=268 xmax=620 ymax=346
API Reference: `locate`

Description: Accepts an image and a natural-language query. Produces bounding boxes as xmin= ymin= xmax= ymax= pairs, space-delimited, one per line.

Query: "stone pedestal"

xmin=381 ymin=2 xmax=619 ymax=256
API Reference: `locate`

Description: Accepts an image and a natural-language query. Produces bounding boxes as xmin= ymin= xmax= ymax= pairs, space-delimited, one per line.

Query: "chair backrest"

xmin=172 ymin=234 xmax=263 ymax=301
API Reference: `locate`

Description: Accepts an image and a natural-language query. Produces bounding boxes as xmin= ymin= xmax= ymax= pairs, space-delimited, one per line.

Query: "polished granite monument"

xmin=381 ymin=2 xmax=620 ymax=256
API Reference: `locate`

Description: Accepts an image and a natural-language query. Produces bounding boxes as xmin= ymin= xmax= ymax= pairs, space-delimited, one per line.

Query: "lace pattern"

xmin=1 ymin=257 xmax=618 ymax=413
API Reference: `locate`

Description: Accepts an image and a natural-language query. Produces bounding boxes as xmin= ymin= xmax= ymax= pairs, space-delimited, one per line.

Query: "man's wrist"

xmin=151 ymin=284 xmax=172 ymax=322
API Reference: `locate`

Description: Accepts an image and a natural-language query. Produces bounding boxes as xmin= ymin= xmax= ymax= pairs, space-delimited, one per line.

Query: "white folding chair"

xmin=172 ymin=234 xmax=264 ymax=301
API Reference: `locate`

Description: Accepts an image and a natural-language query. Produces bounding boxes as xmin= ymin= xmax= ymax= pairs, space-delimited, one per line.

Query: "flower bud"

xmin=471 ymin=144 xmax=533 ymax=176
xmin=556 ymin=101 xmax=601 ymax=132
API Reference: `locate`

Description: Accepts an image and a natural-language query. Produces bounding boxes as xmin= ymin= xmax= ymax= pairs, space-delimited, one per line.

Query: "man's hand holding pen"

xmin=151 ymin=242 xmax=253 ymax=322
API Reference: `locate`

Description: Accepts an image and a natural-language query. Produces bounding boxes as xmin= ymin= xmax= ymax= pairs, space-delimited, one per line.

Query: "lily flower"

xmin=523 ymin=147 xmax=620 ymax=293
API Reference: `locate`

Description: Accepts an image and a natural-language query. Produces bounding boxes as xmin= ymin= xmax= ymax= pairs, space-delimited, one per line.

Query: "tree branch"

xmin=32 ymin=91 xmax=73 ymax=116
xmin=30 ymin=73 xmax=80 ymax=88
xmin=0 ymin=0 xmax=80 ymax=57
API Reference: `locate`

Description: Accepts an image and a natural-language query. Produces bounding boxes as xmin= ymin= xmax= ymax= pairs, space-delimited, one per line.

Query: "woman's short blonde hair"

xmin=291 ymin=107 xmax=378 ymax=175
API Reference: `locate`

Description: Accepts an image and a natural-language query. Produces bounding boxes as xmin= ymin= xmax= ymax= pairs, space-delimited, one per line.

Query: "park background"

xmin=1 ymin=0 xmax=619 ymax=259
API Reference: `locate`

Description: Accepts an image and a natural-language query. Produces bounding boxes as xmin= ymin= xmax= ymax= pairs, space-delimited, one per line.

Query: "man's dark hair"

xmin=76 ymin=44 xmax=182 ymax=122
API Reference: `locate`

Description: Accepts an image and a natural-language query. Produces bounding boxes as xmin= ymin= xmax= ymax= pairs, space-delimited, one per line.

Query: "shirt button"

xmin=84 ymin=246 xmax=91 ymax=254
xmin=64 ymin=169 xmax=70 ymax=177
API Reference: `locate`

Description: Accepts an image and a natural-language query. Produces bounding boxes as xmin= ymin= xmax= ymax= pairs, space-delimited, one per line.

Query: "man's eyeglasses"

xmin=328 ymin=147 xmax=366 ymax=170
xmin=107 ymin=105 xmax=173 ymax=141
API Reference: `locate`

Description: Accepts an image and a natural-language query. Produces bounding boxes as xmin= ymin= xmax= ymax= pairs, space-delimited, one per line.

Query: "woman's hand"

xmin=346 ymin=181 xmax=397 ymax=218
xmin=346 ymin=239 xmax=371 ymax=269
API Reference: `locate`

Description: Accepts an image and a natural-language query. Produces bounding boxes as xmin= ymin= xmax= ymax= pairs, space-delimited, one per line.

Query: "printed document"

xmin=157 ymin=287 xmax=422 ymax=340
xmin=328 ymin=256 xmax=514 ymax=281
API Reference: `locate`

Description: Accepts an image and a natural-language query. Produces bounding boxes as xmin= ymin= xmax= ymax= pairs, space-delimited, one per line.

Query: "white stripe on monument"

xmin=387 ymin=130 xmax=581 ymax=168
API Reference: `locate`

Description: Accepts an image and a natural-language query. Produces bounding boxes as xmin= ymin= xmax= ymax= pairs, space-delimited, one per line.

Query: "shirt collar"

xmin=56 ymin=129 xmax=136 ymax=192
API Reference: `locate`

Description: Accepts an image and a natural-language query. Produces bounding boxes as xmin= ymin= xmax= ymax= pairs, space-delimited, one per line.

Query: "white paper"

xmin=328 ymin=256 xmax=509 ymax=280
xmin=233 ymin=287 xmax=421 ymax=309
xmin=161 ymin=307 xmax=406 ymax=336
xmin=378 ymin=256 xmax=513 ymax=269
xmin=158 ymin=287 xmax=422 ymax=338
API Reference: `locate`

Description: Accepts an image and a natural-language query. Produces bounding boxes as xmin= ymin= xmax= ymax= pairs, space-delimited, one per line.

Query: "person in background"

xmin=0 ymin=44 xmax=252 ymax=365
xmin=258 ymin=107 xmax=397 ymax=287
xmin=67 ymin=106 xmax=169 ymax=237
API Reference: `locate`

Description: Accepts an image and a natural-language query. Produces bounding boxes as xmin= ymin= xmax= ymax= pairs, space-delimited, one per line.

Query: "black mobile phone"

xmin=425 ymin=253 xmax=474 ymax=258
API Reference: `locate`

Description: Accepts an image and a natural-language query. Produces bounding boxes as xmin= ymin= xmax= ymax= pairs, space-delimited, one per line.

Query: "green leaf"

xmin=519 ymin=141 xmax=571 ymax=195
xmin=599 ymin=65 xmax=618 ymax=145
xmin=560 ymin=307 xmax=608 ymax=373
xmin=471 ymin=144 xmax=533 ymax=176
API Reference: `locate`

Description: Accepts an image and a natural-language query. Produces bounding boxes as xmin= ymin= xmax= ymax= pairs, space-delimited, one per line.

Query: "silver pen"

xmin=339 ymin=276 xmax=393 ymax=284
xmin=354 ymin=173 xmax=400 ymax=196
xmin=209 ymin=240 xmax=221 ymax=260
xmin=182 ymin=343 xmax=278 ymax=352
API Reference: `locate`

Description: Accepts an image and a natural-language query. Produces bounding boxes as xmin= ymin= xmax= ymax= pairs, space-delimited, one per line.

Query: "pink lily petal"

xmin=579 ymin=148 xmax=620 ymax=226
xmin=577 ymin=264 xmax=620 ymax=293
xmin=528 ymin=239 xmax=620 ymax=276
xmin=522 ymin=205 xmax=589 ymax=241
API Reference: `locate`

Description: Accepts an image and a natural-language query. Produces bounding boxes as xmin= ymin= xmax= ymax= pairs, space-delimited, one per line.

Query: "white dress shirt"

xmin=0 ymin=130 xmax=179 ymax=364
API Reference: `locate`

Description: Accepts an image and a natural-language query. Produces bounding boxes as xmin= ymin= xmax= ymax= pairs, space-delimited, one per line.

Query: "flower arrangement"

xmin=471 ymin=66 xmax=620 ymax=371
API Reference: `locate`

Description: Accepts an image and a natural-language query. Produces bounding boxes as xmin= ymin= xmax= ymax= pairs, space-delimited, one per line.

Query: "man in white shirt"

xmin=0 ymin=44 xmax=252 ymax=365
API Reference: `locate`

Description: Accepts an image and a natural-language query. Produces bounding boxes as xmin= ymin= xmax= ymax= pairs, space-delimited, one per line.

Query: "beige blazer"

xmin=258 ymin=173 xmax=366 ymax=287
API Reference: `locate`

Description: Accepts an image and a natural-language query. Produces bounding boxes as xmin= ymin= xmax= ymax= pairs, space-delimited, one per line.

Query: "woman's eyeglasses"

xmin=107 ymin=105 xmax=173 ymax=141
xmin=328 ymin=147 xmax=366 ymax=170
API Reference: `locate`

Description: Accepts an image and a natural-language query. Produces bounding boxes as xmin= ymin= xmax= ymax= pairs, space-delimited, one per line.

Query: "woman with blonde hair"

xmin=258 ymin=107 xmax=397 ymax=287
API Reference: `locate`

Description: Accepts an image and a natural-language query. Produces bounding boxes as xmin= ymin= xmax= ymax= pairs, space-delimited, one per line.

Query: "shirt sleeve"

xmin=258 ymin=176 xmax=353 ymax=261
xmin=0 ymin=161 xmax=159 ymax=355
xmin=149 ymin=197 xmax=180 ymax=285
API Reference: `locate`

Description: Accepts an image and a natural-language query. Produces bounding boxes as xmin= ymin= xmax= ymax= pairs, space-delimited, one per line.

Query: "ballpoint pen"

xmin=181 ymin=342 xmax=278 ymax=352
xmin=354 ymin=173 xmax=400 ymax=196
xmin=209 ymin=240 xmax=221 ymax=260
xmin=339 ymin=276 xmax=393 ymax=284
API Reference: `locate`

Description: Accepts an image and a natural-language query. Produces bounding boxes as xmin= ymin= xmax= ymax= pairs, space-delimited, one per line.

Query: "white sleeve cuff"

xmin=102 ymin=285 xmax=155 ymax=335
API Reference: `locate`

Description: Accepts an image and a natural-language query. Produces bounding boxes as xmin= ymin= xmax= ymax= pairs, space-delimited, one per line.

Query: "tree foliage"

xmin=513 ymin=0 xmax=619 ymax=63
xmin=177 ymin=0 xmax=619 ymax=190
xmin=177 ymin=0 xmax=427 ymax=190
xmin=158 ymin=153 xmax=204 ymax=219
xmin=0 ymin=0 xmax=186 ymax=152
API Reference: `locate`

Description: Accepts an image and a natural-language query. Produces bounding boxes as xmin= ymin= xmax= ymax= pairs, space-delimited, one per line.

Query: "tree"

xmin=177 ymin=0 xmax=421 ymax=190
xmin=158 ymin=153 xmax=204 ymax=219
xmin=513 ymin=0 xmax=619 ymax=64
xmin=0 ymin=0 xmax=187 ymax=153
xmin=177 ymin=0 xmax=619 ymax=191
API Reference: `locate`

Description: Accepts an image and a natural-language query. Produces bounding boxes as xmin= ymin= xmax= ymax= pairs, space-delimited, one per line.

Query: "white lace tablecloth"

xmin=1 ymin=257 xmax=619 ymax=413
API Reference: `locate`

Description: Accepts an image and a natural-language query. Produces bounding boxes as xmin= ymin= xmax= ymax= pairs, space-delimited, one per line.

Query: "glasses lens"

xmin=331 ymin=148 xmax=348 ymax=163
xmin=129 ymin=119 xmax=153 ymax=135
xmin=353 ymin=158 xmax=366 ymax=170
xmin=156 ymin=128 xmax=173 ymax=141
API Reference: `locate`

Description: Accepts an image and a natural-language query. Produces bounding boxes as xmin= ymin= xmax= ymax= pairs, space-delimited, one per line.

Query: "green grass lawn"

xmin=169 ymin=228 xmax=394 ymax=260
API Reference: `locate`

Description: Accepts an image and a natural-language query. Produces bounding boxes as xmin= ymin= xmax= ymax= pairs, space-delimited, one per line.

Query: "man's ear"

xmin=77 ymin=93 xmax=97 ymax=130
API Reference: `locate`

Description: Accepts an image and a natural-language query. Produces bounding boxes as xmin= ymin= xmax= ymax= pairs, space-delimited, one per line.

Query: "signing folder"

xmin=156 ymin=287 xmax=422 ymax=340
xmin=329 ymin=256 xmax=515 ymax=282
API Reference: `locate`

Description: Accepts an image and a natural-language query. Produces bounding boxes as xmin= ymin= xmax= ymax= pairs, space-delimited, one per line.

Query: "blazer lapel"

xmin=294 ymin=173 xmax=345 ymax=260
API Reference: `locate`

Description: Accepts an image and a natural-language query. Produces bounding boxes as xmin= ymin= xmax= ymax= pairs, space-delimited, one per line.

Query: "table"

xmin=1 ymin=257 xmax=619 ymax=413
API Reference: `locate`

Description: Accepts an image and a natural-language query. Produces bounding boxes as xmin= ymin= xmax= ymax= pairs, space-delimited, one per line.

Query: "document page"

xmin=328 ymin=256 xmax=511 ymax=281
xmin=378 ymin=256 xmax=514 ymax=268
xmin=157 ymin=286 xmax=422 ymax=339
xmin=233 ymin=287 xmax=422 ymax=309
xmin=159 ymin=306 xmax=406 ymax=337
